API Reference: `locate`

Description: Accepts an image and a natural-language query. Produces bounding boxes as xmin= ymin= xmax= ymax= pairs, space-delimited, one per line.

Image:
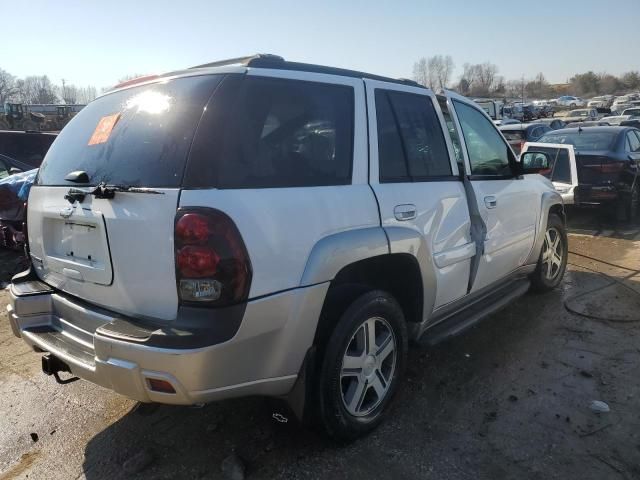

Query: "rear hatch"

xmin=28 ymin=74 xmax=223 ymax=321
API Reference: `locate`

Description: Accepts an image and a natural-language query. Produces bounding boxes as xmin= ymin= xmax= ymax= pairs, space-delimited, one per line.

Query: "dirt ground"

xmin=1 ymin=208 xmax=640 ymax=480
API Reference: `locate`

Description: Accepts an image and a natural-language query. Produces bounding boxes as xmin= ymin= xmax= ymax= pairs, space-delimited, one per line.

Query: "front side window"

xmin=454 ymin=101 xmax=512 ymax=176
xmin=186 ymin=76 xmax=354 ymax=189
xmin=375 ymin=90 xmax=451 ymax=183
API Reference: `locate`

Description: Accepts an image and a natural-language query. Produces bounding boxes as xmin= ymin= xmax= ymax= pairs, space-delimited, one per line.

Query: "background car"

xmin=600 ymin=115 xmax=632 ymax=126
xmin=587 ymin=96 xmax=612 ymax=108
xmin=499 ymin=123 xmax=552 ymax=155
xmin=562 ymin=108 xmax=599 ymax=123
xmin=556 ymin=96 xmax=586 ymax=108
xmin=538 ymin=126 xmax=640 ymax=220
xmin=621 ymin=107 xmax=640 ymax=117
xmin=565 ymin=120 xmax=611 ymax=128
xmin=0 ymin=130 xmax=57 ymax=168
xmin=531 ymin=118 xmax=566 ymax=130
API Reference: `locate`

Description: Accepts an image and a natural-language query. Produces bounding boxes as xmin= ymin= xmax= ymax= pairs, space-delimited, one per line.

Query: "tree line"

xmin=412 ymin=55 xmax=640 ymax=99
xmin=0 ymin=68 xmax=98 ymax=105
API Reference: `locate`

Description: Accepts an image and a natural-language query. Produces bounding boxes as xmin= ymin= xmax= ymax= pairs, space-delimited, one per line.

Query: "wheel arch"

xmin=526 ymin=191 xmax=564 ymax=265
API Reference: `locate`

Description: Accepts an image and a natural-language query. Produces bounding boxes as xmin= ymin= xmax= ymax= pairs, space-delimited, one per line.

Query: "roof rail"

xmin=397 ymin=78 xmax=425 ymax=89
xmin=190 ymin=54 xmax=285 ymax=69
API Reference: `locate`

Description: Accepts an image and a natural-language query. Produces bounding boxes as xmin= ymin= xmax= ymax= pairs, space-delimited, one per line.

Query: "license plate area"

xmin=42 ymin=209 xmax=113 ymax=285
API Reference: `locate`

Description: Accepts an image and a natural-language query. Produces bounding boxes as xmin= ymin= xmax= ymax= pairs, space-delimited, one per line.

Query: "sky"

xmin=3 ymin=0 xmax=640 ymax=90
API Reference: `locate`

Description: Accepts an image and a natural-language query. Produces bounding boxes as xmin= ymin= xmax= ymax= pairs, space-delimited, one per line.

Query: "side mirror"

xmin=520 ymin=151 xmax=552 ymax=174
xmin=9 ymin=167 xmax=22 ymax=175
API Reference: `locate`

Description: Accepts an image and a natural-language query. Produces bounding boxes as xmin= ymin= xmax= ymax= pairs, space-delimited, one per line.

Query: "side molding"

xmin=525 ymin=190 xmax=564 ymax=265
xmin=299 ymin=227 xmax=389 ymax=286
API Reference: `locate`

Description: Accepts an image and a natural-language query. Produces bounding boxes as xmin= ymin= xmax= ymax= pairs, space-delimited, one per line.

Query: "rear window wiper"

xmin=65 ymin=182 xmax=165 ymax=203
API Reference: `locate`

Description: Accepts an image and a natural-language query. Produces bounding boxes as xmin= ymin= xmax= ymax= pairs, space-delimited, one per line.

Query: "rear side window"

xmin=37 ymin=75 xmax=223 ymax=187
xmin=502 ymin=130 xmax=525 ymax=142
xmin=375 ymin=90 xmax=451 ymax=183
xmin=185 ymin=76 xmax=354 ymax=189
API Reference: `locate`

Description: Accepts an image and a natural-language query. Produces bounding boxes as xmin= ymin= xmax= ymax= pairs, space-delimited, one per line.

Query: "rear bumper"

xmin=574 ymin=185 xmax=620 ymax=205
xmin=7 ymin=280 xmax=328 ymax=405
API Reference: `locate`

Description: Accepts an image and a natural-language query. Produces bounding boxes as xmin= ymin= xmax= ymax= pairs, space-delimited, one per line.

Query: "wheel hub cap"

xmin=542 ymin=227 xmax=563 ymax=281
xmin=340 ymin=316 xmax=397 ymax=417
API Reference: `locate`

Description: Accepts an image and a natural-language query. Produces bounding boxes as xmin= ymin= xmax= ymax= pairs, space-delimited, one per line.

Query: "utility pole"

xmin=61 ymin=78 xmax=66 ymax=104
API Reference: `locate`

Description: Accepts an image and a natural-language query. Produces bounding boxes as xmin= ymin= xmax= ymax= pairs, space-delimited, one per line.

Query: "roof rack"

xmin=189 ymin=54 xmax=427 ymax=89
xmin=190 ymin=54 xmax=285 ymax=69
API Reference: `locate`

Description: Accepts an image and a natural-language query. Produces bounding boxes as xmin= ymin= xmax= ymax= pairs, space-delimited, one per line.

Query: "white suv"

xmin=7 ymin=55 xmax=567 ymax=440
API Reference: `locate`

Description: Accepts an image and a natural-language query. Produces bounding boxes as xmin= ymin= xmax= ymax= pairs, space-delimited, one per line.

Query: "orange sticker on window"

xmin=88 ymin=113 xmax=120 ymax=145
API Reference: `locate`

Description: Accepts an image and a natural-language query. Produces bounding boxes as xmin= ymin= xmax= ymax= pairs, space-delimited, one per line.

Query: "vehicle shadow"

xmin=81 ymin=267 xmax=640 ymax=480
xmin=0 ymin=248 xmax=27 ymax=285
xmin=566 ymin=205 xmax=640 ymax=239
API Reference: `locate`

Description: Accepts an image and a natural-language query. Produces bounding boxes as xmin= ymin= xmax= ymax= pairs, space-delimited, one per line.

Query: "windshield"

xmin=538 ymin=131 xmax=617 ymax=150
xmin=36 ymin=75 xmax=222 ymax=187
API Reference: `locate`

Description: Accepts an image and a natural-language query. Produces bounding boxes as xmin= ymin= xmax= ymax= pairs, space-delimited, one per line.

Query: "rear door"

xmin=447 ymin=95 xmax=539 ymax=292
xmin=365 ymin=80 xmax=474 ymax=309
xmin=522 ymin=142 xmax=577 ymax=204
xmin=27 ymin=75 xmax=224 ymax=321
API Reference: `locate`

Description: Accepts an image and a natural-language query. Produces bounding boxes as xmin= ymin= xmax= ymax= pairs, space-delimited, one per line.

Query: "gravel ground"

xmin=1 ymin=211 xmax=640 ymax=479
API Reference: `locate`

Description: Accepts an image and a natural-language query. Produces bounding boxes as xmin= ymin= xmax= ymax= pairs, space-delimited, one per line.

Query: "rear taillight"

xmin=600 ymin=162 xmax=625 ymax=174
xmin=175 ymin=208 xmax=252 ymax=306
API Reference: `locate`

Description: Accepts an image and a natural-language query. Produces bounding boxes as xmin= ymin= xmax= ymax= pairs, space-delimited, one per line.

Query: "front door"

xmin=448 ymin=97 xmax=538 ymax=292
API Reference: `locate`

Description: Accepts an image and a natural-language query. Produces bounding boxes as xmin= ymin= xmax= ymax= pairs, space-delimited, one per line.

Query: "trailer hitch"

xmin=41 ymin=353 xmax=79 ymax=385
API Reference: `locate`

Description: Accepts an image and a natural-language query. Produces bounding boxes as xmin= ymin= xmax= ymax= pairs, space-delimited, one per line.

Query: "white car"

xmin=600 ymin=115 xmax=632 ymax=126
xmin=6 ymin=54 xmax=567 ymax=440
xmin=587 ymin=96 xmax=609 ymax=108
xmin=556 ymin=96 xmax=586 ymax=108
xmin=521 ymin=142 xmax=577 ymax=205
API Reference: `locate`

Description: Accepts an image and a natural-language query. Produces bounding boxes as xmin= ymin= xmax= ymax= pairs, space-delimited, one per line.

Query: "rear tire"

xmin=530 ymin=213 xmax=568 ymax=292
xmin=317 ymin=290 xmax=408 ymax=441
xmin=617 ymin=186 xmax=639 ymax=223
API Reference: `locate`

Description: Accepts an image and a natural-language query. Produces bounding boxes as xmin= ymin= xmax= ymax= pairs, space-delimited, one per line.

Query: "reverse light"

xmin=175 ymin=208 xmax=252 ymax=306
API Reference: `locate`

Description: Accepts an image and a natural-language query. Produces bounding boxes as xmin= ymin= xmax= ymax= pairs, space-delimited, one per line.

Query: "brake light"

xmin=175 ymin=209 xmax=252 ymax=306
xmin=600 ymin=162 xmax=624 ymax=174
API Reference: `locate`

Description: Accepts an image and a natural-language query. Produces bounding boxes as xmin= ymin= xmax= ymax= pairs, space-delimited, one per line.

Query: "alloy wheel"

xmin=340 ymin=317 xmax=397 ymax=417
xmin=541 ymin=227 xmax=564 ymax=280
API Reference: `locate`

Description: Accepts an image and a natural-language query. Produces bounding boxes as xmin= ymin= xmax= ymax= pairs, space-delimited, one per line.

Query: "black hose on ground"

xmin=563 ymin=250 xmax=640 ymax=323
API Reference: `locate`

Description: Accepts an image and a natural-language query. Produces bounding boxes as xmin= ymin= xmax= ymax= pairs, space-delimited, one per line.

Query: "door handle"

xmin=394 ymin=204 xmax=417 ymax=221
xmin=484 ymin=196 xmax=498 ymax=209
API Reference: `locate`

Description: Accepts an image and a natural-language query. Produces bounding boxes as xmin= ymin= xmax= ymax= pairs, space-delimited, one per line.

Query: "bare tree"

xmin=0 ymin=69 xmax=16 ymax=104
xmin=476 ymin=62 xmax=498 ymax=94
xmin=412 ymin=58 xmax=429 ymax=87
xmin=77 ymin=86 xmax=97 ymax=104
xmin=60 ymin=81 xmax=79 ymax=104
xmin=20 ymin=76 xmax=58 ymax=104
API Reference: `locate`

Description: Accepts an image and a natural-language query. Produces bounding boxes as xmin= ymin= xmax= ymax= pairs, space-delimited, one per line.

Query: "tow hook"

xmin=41 ymin=353 xmax=79 ymax=385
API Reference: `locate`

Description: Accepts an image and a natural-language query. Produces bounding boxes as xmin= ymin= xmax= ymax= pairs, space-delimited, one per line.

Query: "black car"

xmin=531 ymin=118 xmax=566 ymax=130
xmin=538 ymin=126 xmax=640 ymax=220
xmin=0 ymin=130 xmax=58 ymax=168
xmin=499 ymin=123 xmax=552 ymax=155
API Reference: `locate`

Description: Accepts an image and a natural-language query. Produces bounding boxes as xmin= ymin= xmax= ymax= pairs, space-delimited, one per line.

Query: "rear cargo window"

xmin=184 ymin=76 xmax=354 ymax=189
xmin=36 ymin=75 xmax=223 ymax=187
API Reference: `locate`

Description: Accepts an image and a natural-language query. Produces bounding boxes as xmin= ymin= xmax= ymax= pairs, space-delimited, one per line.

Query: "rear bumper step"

xmin=6 ymin=279 xmax=324 ymax=405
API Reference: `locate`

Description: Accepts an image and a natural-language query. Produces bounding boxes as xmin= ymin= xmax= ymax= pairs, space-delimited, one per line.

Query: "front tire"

xmin=530 ymin=213 xmax=568 ymax=292
xmin=317 ymin=290 xmax=408 ymax=441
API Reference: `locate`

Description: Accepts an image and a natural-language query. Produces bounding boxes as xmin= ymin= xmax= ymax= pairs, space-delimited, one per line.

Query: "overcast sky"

xmin=4 ymin=0 xmax=639 ymax=89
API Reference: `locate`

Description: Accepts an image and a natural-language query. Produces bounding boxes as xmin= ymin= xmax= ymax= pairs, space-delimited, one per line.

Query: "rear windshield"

xmin=538 ymin=131 xmax=617 ymax=150
xmin=36 ymin=75 xmax=222 ymax=187
xmin=501 ymin=130 xmax=525 ymax=142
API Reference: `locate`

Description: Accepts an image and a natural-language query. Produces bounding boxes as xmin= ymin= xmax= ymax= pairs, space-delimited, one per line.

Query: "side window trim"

xmin=366 ymin=81 xmax=459 ymax=184
xmin=440 ymin=96 xmax=472 ymax=176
